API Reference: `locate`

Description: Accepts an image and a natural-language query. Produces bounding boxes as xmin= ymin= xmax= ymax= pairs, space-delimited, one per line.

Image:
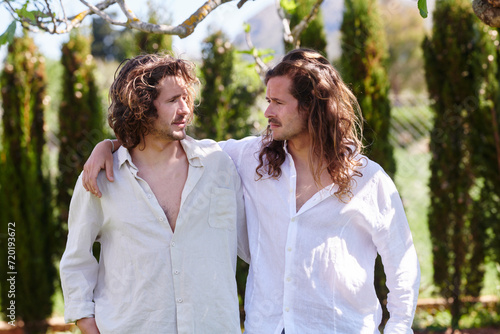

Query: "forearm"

xmin=103 ymin=139 xmax=121 ymax=153
xmin=83 ymin=139 xmax=119 ymax=196
xmin=76 ymin=317 xmax=100 ymax=334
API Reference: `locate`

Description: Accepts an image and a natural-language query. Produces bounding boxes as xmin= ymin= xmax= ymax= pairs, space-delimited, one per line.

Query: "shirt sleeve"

xmin=219 ymin=138 xmax=252 ymax=262
xmin=59 ymin=174 xmax=104 ymax=323
xmin=218 ymin=136 xmax=259 ymax=168
xmin=371 ymin=171 xmax=421 ymax=334
xmin=234 ymin=171 xmax=250 ymax=263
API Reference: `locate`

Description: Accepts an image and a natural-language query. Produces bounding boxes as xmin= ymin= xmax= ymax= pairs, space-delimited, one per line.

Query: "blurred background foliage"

xmin=0 ymin=0 xmax=499 ymax=333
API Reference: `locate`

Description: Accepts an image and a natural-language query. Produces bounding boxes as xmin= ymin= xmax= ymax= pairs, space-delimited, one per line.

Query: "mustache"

xmin=268 ymin=118 xmax=281 ymax=126
xmin=172 ymin=116 xmax=187 ymax=124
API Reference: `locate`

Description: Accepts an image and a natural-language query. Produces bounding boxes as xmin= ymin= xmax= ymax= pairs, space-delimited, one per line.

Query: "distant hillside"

xmin=232 ymin=0 xmax=434 ymax=62
xmin=232 ymin=1 xmax=344 ymax=61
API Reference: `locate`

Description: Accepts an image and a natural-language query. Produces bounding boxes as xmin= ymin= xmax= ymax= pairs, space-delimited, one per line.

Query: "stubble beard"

xmin=150 ymin=124 xmax=186 ymax=142
xmin=268 ymin=118 xmax=307 ymax=142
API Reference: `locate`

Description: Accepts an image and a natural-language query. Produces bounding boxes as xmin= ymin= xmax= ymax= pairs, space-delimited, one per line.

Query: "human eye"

xmin=168 ymin=95 xmax=180 ymax=103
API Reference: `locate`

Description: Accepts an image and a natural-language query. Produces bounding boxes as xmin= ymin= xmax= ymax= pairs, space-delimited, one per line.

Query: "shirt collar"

xmin=117 ymin=145 xmax=135 ymax=170
xmin=116 ymin=136 xmax=204 ymax=170
xmin=283 ymin=140 xmax=290 ymax=154
xmin=179 ymin=136 xmax=204 ymax=168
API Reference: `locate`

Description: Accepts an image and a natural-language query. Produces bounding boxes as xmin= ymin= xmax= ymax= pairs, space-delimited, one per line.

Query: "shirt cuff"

xmin=383 ymin=321 xmax=415 ymax=334
xmin=64 ymin=301 xmax=95 ymax=324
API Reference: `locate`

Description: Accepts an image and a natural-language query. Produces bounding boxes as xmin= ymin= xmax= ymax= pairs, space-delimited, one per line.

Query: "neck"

xmin=287 ymin=134 xmax=312 ymax=165
xmin=131 ymin=137 xmax=185 ymax=169
xmin=287 ymin=134 xmax=327 ymax=181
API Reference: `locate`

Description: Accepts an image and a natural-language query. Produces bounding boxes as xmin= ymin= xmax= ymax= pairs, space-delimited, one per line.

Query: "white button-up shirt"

xmin=221 ymin=137 xmax=420 ymax=334
xmin=60 ymin=136 xmax=248 ymax=334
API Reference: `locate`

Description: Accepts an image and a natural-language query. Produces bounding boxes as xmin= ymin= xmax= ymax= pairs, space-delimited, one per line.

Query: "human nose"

xmin=264 ymin=104 xmax=274 ymax=119
xmin=178 ymin=98 xmax=190 ymax=115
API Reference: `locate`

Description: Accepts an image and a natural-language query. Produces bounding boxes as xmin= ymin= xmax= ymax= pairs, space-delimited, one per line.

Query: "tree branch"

xmin=178 ymin=0 xmax=234 ymax=38
xmin=473 ymin=0 xmax=500 ymax=27
xmin=244 ymin=28 xmax=269 ymax=77
xmin=275 ymin=0 xmax=324 ymax=48
xmin=275 ymin=0 xmax=293 ymax=44
xmin=2 ymin=0 xmax=249 ymax=39
xmin=290 ymin=0 xmax=324 ymax=48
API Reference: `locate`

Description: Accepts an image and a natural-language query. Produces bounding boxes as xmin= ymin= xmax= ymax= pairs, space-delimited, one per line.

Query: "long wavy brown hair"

xmin=256 ymin=48 xmax=364 ymax=201
xmin=108 ymin=53 xmax=199 ymax=149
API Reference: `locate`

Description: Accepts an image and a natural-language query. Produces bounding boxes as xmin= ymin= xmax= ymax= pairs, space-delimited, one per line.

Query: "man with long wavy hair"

xmin=60 ymin=54 xmax=247 ymax=334
xmin=82 ymin=49 xmax=420 ymax=333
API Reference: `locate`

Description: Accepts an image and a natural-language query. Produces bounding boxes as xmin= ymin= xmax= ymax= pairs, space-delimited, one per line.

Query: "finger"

xmin=86 ymin=165 xmax=101 ymax=198
xmin=105 ymin=157 xmax=114 ymax=182
xmin=90 ymin=178 xmax=101 ymax=198
xmin=82 ymin=168 xmax=90 ymax=192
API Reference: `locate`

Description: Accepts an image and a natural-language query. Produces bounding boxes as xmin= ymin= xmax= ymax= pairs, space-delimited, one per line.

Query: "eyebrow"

xmin=266 ymin=96 xmax=284 ymax=103
xmin=167 ymin=93 xmax=183 ymax=100
xmin=165 ymin=88 xmax=187 ymax=101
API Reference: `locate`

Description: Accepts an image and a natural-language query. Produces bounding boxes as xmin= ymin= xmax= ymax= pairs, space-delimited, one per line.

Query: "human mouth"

xmin=172 ymin=118 xmax=186 ymax=128
xmin=268 ymin=118 xmax=281 ymax=128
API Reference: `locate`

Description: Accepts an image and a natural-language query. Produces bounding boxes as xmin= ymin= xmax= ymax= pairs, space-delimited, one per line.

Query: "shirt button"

xmin=289 ymin=188 xmax=293 ymax=193
xmin=285 ymin=307 xmax=290 ymax=312
xmin=174 ymin=270 xmax=180 ymax=275
xmin=171 ymin=241 xmax=176 ymax=247
xmin=286 ymin=277 xmax=291 ymax=282
xmin=159 ymin=217 xmax=164 ymax=222
xmin=287 ymin=247 xmax=292 ymax=252
xmin=291 ymin=217 xmax=296 ymax=222
xmin=147 ymin=194 xmax=152 ymax=199
xmin=176 ymin=298 xmax=183 ymax=303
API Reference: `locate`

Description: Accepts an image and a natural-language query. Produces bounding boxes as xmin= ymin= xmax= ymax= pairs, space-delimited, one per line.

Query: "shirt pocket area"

xmin=208 ymin=187 xmax=236 ymax=230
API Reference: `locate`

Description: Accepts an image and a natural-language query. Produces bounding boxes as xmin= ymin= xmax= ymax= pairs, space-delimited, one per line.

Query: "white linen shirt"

xmin=60 ymin=136 xmax=247 ymax=334
xmin=221 ymin=136 xmax=420 ymax=334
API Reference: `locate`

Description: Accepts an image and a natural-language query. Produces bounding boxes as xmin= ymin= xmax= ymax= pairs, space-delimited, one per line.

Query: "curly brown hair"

xmin=256 ymin=48 xmax=364 ymax=201
xmin=108 ymin=53 xmax=199 ymax=149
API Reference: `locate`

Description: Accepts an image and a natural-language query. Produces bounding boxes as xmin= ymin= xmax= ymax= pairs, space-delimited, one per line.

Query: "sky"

xmin=0 ymin=0 xmax=274 ymax=61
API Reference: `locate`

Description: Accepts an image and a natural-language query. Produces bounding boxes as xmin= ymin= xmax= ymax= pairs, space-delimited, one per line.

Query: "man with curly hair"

xmin=82 ymin=49 xmax=420 ymax=333
xmin=60 ymin=54 xmax=247 ymax=334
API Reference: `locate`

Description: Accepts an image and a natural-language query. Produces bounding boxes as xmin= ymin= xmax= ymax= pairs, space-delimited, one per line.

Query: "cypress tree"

xmin=423 ymin=0 xmax=497 ymax=327
xmin=194 ymin=30 xmax=263 ymax=141
xmin=489 ymin=28 xmax=500 ymax=277
xmin=134 ymin=10 xmax=172 ymax=55
xmin=284 ymin=0 xmax=327 ymax=54
xmin=0 ymin=32 xmax=56 ymax=333
xmin=57 ymin=31 xmax=104 ymax=252
xmin=340 ymin=0 xmax=395 ymax=177
xmin=339 ymin=0 xmax=394 ymax=328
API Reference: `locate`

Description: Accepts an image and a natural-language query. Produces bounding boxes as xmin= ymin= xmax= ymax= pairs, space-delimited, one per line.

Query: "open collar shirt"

xmin=60 ymin=136 xmax=247 ymax=334
xmin=220 ymin=136 xmax=420 ymax=334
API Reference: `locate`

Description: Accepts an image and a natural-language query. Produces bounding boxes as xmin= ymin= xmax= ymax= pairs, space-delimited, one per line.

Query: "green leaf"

xmin=0 ymin=21 xmax=17 ymax=45
xmin=262 ymin=55 xmax=275 ymax=63
xmin=418 ymin=0 xmax=428 ymax=18
xmin=243 ymin=23 xmax=251 ymax=34
xmin=280 ymin=0 xmax=297 ymax=14
xmin=236 ymin=50 xmax=254 ymax=55
xmin=31 ymin=10 xmax=53 ymax=19
xmin=16 ymin=7 xmax=36 ymax=22
xmin=256 ymin=48 xmax=275 ymax=57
